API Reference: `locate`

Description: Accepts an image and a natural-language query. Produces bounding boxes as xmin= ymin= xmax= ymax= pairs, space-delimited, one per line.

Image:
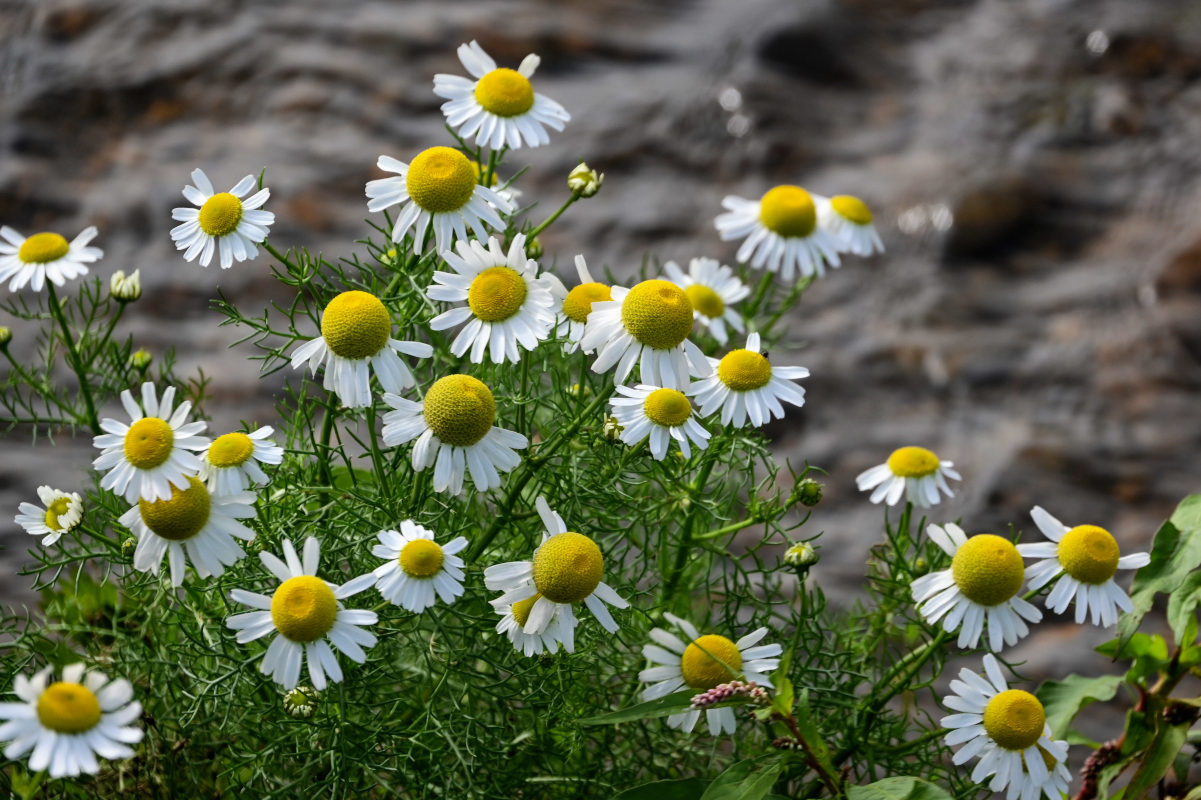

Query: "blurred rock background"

xmin=2 ymin=0 xmax=1200 ymax=709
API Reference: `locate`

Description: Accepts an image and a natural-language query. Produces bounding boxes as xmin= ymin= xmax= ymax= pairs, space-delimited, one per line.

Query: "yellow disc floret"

xmin=399 ymin=538 xmax=444 ymax=578
xmin=474 ymin=68 xmax=535 ymax=117
xmin=512 ymin=593 xmax=541 ymax=627
xmin=644 ymin=388 xmax=692 ymax=427
xmin=138 ymin=476 xmax=211 ymax=542
xmin=830 ymin=195 xmax=873 ymax=225
xmin=983 ymin=689 xmax=1045 ymax=751
xmin=271 ymin=575 xmax=338 ymax=643
xmin=320 ymin=290 xmax=391 ymax=360
xmin=405 ymin=146 xmax=477 ymax=214
xmin=685 ymin=284 xmax=725 ymax=319
xmin=1058 ymin=525 xmax=1121 ymax=585
xmin=532 ymin=532 xmax=603 ymax=604
xmin=208 ymin=432 xmax=255 ymax=468
xmin=36 ymin=681 xmax=101 ymax=734
xmin=198 ymin=192 xmax=244 ymax=237
xmin=468 ymin=266 xmax=527 ymax=322
xmin=717 ymin=349 xmax=772 ymax=391
xmin=423 ymin=374 xmax=496 ymax=447
xmin=620 ymin=280 xmax=694 ymax=350
xmin=951 ymin=534 xmax=1025 ymax=606
xmin=562 ymin=283 xmax=612 ymax=323
xmin=759 ymin=185 xmax=817 ymax=238
xmin=123 ymin=417 xmax=175 ymax=470
xmin=18 ymin=232 xmax=70 ymax=263
xmin=887 ymin=446 xmax=940 ymax=478
xmin=680 ymin=634 xmax=743 ymax=690
xmin=44 ymin=497 xmax=73 ymax=532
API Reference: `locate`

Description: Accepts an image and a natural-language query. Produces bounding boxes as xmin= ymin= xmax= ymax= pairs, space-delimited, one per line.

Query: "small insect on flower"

xmin=663 ymin=257 xmax=749 ymax=346
xmin=0 ymin=663 xmax=143 ymax=779
xmin=170 ymin=168 xmax=274 ymax=270
xmin=0 ymin=225 xmax=102 ymax=292
xmin=15 ymin=486 xmax=83 ymax=546
xmin=814 ymin=194 xmax=884 ymax=257
xmin=855 ymin=446 xmax=961 ymax=508
xmin=690 ymin=332 xmax=809 ymax=428
xmin=199 ymin=427 xmax=284 ymax=495
xmin=608 ymin=383 xmax=710 ymax=461
xmin=714 ymin=185 xmax=841 ymax=282
xmin=370 ymin=521 xmax=467 ymax=614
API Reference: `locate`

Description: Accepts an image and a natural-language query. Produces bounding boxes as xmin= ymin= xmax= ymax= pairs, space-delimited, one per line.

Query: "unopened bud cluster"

xmin=784 ymin=541 xmax=819 ymax=570
xmin=690 ymin=680 xmax=770 ymax=710
xmin=110 ymin=269 xmax=141 ymax=302
xmin=568 ymin=162 xmax=604 ymax=198
xmin=771 ymin=736 xmax=803 ymax=751
xmin=283 ymin=685 xmax=320 ymax=718
xmin=0 ymin=326 xmax=10 ymax=348
xmin=793 ymin=478 xmax=823 ymax=507
xmin=129 ymin=348 xmax=152 ymax=372
xmin=602 ymin=415 xmax=623 ymax=442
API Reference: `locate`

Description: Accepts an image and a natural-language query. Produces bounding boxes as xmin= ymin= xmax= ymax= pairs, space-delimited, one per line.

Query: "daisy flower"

xmin=227 ymin=537 xmax=378 ymax=691
xmin=815 ymin=194 xmax=884 ymax=257
xmin=118 ymin=476 xmax=257 ymax=587
xmin=290 ymin=290 xmax=432 ymax=409
xmin=433 ymin=40 xmax=570 ymax=151
xmin=639 ymin=613 xmax=782 ymax=736
xmin=381 ymin=374 xmax=527 ymax=495
xmin=1022 ymin=506 xmax=1151 ymax=627
xmin=198 ymin=427 xmax=284 ymax=495
xmin=0 ymin=226 xmax=102 ymax=292
xmin=855 ymin=446 xmax=961 ymax=508
xmin=663 ymin=257 xmax=748 ymax=346
xmin=169 ymin=168 xmax=274 ymax=270
xmin=427 ymin=234 xmax=556 ymax=364
xmin=714 ymin=185 xmax=841 ymax=281
xmin=690 ymin=332 xmax=808 ymax=428
xmin=365 ymin=146 xmax=512 ymax=255
xmin=580 ymin=278 xmax=711 ymax=389
xmin=492 ymin=592 xmax=576 ymax=657
xmin=92 ymin=382 xmax=210 ymax=503
xmin=484 ymin=497 xmax=629 ymax=638
xmin=548 ymin=255 xmax=614 ymax=353
xmin=911 ymin=524 xmax=1043 ymax=652
xmin=608 ymin=383 xmax=710 ymax=460
xmin=0 ymin=663 xmax=143 ymax=779
xmin=941 ymin=654 xmax=1072 ymax=800
xmin=369 ymin=521 xmax=467 ymax=613
xmin=15 ymin=486 xmax=83 ymax=546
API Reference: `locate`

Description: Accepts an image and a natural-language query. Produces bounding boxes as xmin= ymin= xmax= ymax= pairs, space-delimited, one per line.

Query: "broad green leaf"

xmin=1117 ymin=495 xmax=1201 ymax=649
xmin=847 ymin=776 xmax=954 ymax=800
xmin=700 ymin=759 xmax=782 ymax=800
xmin=1037 ymin=673 xmax=1123 ymax=739
xmin=771 ymin=675 xmax=794 ymax=716
xmin=794 ymin=689 xmax=837 ymax=779
xmin=613 ymin=778 xmax=708 ymax=800
xmin=1124 ymin=719 xmax=1190 ymax=800
xmin=1166 ymin=570 xmax=1201 ymax=645
xmin=1171 ymin=493 xmax=1201 ymax=532
xmin=579 ymin=690 xmax=695 ymax=725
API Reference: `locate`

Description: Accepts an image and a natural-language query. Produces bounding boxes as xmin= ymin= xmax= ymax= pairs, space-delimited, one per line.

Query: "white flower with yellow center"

xmin=427 ymin=234 xmax=556 ymax=364
xmin=227 ymin=537 xmax=378 ymax=691
xmin=690 ymin=332 xmax=808 ymax=428
xmin=663 ymin=257 xmax=748 ymax=346
xmin=546 ymin=255 xmax=616 ymax=353
xmin=639 ymin=614 xmax=782 ymax=736
xmin=580 ymin=278 xmax=711 ymax=389
xmin=855 ymin=446 xmax=961 ymax=508
xmin=365 ymin=146 xmax=512 ymax=255
xmin=0 ymin=226 xmax=102 ymax=292
xmin=198 ymin=427 xmax=284 ymax=495
xmin=485 ymin=497 xmax=629 ymax=638
xmin=814 ymin=194 xmax=884 ymax=257
xmin=912 ymin=524 xmax=1043 ymax=651
xmin=381 ymin=374 xmax=527 ymax=495
xmin=1023 ymin=506 xmax=1151 ymax=627
xmin=15 ymin=486 xmax=83 ymax=546
xmin=0 ymin=664 xmax=143 ymax=779
xmin=609 ymin=383 xmax=710 ymax=461
xmin=169 ymin=169 xmax=274 ymax=270
xmin=942 ymin=654 xmax=1071 ymax=800
xmin=290 ymin=290 xmax=432 ymax=409
xmin=92 ymin=382 xmax=210 ymax=503
xmin=714 ymin=186 xmax=841 ymax=281
xmin=433 ymin=40 xmax=570 ymax=151
xmin=118 ymin=476 xmax=257 ymax=587
xmin=492 ymin=592 xmax=577 ymax=657
xmin=369 ymin=521 xmax=467 ymax=613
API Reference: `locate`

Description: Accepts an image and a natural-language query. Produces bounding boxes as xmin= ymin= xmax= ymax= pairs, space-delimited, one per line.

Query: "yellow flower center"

xmin=36 ymin=681 xmax=101 ymax=734
xmin=470 ymin=160 xmax=499 ymax=188
xmin=138 ymin=476 xmax=211 ymax=542
xmin=198 ymin=192 xmax=244 ymax=237
xmin=1023 ymin=744 xmax=1060 ymax=772
xmin=321 ymin=290 xmax=392 ymax=360
xmin=620 ymin=280 xmax=694 ymax=350
xmin=44 ymin=497 xmax=73 ymax=532
xmin=467 ymin=266 xmax=528 ymax=322
xmin=423 ymin=374 xmax=496 ymax=447
xmin=405 ymin=146 xmax=477 ymax=214
xmin=685 ymin=284 xmax=725 ymax=319
xmin=562 ymin=282 xmax=612 ymax=324
xmin=680 ymin=634 xmax=743 ymax=690
xmin=272 ymin=575 xmax=338 ymax=643
xmin=399 ymin=538 xmax=444 ymax=578
xmin=208 ymin=432 xmax=255 ymax=468
xmin=886 ymin=446 xmax=941 ymax=478
xmin=1058 ymin=525 xmax=1121 ymax=585
xmin=474 ymin=68 xmax=535 ymax=117
xmin=759 ymin=185 xmax=817 ymax=238
xmin=830 ymin=195 xmax=873 ymax=225
xmin=512 ymin=593 xmax=541 ymax=627
xmin=123 ymin=417 xmax=175 ymax=470
xmin=951 ymin=534 xmax=1025 ymax=606
xmin=717 ymin=349 xmax=772 ymax=391
xmin=531 ymin=532 xmax=604 ymax=604
xmin=983 ymin=689 xmax=1046 ymax=751
xmin=643 ymin=388 xmax=692 ymax=427
xmin=18 ymin=232 xmax=70 ymax=263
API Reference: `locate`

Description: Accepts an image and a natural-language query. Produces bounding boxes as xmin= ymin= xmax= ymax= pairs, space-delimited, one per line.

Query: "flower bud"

xmin=129 ymin=348 xmax=152 ymax=372
xmin=121 ymin=537 xmax=137 ymax=559
xmin=602 ymin=415 xmax=623 ymax=442
xmin=283 ymin=685 xmax=319 ymax=718
xmin=0 ymin=326 xmax=11 ymax=349
xmin=109 ymin=269 xmax=141 ymax=302
xmin=525 ymin=237 xmax=544 ymax=260
xmin=784 ymin=541 xmax=819 ymax=571
xmin=568 ymin=162 xmax=604 ymax=198
xmin=793 ymin=478 xmax=823 ymax=507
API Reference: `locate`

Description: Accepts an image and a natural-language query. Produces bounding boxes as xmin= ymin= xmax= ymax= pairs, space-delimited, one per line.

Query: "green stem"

xmin=319 ymin=402 xmax=338 ymax=486
xmin=45 ymin=282 xmax=100 ymax=434
xmin=662 ymin=454 xmax=719 ymax=602
xmin=383 ymin=251 xmax=419 ymax=299
xmin=526 ymin=190 xmax=583 ymax=240
xmin=694 ymin=513 xmax=769 ymax=541
xmin=365 ymin=404 xmax=389 ymax=498
xmin=2 ymin=349 xmax=76 ymax=416
xmin=745 ymin=271 xmax=774 ymax=319
xmin=88 ymin=300 xmax=126 ymax=361
xmin=783 ymin=712 xmax=843 ymax=796
xmin=482 ymin=148 xmax=499 ymax=191
xmin=759 ymin=276 xmax=812 ymax=336
xmin=263 ymin=241 xmax=299 ymax=273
